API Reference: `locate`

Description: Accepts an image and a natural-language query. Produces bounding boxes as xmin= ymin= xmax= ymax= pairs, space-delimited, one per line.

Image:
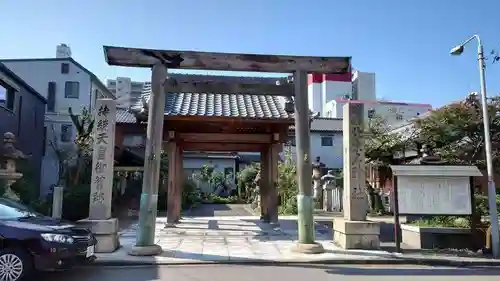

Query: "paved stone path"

xmin=96 ymin=216 xmax=499 ymax=265
xmin=97 ymin=216 xmax=402 ymax=264
xmin=184 ymin=204 xmax=252 ymax=217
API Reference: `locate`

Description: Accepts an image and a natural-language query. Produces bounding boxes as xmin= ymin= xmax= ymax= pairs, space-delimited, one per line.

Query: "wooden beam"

xmin=103 ymin=45 xmax=351 ymax=74
xmin=168 ymin=80 xmax=293 ymax=96
xmin=179 ymin=133 xmax=272 ymax=144
xmin=182 ymin=142 xmax=265 ymax=152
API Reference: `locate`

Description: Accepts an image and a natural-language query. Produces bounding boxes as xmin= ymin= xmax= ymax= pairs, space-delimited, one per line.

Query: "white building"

xmin=287 ymin=118 xmax=343 ymax=169
xmin=352 ymin=70 xmax=376 ymax=100
xmin=107 ymin=77 xmax=149 ymax=108
xmin=307 ymin=69 xmax=431 ymax=126
xmin=1 ymin=44 xmax=114 ymax=194
xmin=324 ymin=99 xmax=432 ymax=126
xmin=307 ymin=70 xmax=377 ymax=117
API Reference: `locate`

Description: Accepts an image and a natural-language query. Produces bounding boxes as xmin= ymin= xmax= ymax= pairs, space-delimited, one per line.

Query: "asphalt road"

xmin=38 ymin=264 xmax=500 ymax=281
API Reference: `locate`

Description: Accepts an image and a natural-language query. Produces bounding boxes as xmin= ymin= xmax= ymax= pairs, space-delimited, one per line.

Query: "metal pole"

xmin=477 ymin=42 xmax=500 ymax=258
xmin=132 ymin=62 xmax=167 ymax=254
xmin=293 ymin=70 xmax=316 ymax=244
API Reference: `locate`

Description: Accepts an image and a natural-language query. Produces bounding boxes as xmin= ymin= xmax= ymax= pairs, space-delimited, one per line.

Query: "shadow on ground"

xmin=38 ymin=265 xmax=162 ymax=281
xmin=224 ymin=263 xmax=500 ymax=276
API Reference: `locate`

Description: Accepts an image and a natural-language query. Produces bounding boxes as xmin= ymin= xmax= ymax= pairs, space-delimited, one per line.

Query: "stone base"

xmin=128 ymin=244 xmax=163 ymax=256
xmin=401 ymin=224 xmax=473 ymax=250
xmin=77 ymin=218 xmax=119 ymax=253
xmin=290 ymin=242 xmax=325 ymax=254
xmin=332 ymin=218 xmax=380 ymax=250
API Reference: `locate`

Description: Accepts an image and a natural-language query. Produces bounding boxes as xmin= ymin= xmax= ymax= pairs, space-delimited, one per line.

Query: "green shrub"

xmin=182 ymin=179 xmax=201 ymax=210
xmin=277 ymin=150 xmax=298 ymax=215
xmin=204 ymin=194 xmax=240 ymax=204
xmin=475 ymin=194 xmax=500 ymax=216
xmin=236 ymin=163 xmax=259 ymax=200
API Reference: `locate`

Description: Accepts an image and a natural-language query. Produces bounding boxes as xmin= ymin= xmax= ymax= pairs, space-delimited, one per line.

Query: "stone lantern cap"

xmin=1 ymin=132 xmax=27 ymax=160
xmin=321 ymin=170 xmax=337 ymax=190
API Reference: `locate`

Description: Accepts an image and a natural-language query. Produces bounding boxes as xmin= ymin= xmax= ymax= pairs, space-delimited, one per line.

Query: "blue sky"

xmin=1 ymin=0 xmax=499 ymax=107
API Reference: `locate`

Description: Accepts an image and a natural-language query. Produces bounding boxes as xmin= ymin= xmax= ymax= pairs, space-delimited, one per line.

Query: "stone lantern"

xmin=321 ymin=170 xmax=340 ymax=212
xmin=312 ymin=156 xmax=325 ymax=208
xmin=0 ymin=132 xmax=27 ymax=201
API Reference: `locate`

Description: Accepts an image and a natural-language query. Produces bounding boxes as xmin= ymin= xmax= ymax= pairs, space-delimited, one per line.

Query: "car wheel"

xmin=0 ymin=248 xmax=32 ymax=281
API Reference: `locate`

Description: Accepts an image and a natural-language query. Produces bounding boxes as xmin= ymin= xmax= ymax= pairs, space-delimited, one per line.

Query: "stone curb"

xmin=88 ymin=257 xmax=500 ymax=267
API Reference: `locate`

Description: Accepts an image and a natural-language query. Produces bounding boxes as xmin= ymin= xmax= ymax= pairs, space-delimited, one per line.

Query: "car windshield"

xmin=0 ymin=198 xmax=43 ymax=219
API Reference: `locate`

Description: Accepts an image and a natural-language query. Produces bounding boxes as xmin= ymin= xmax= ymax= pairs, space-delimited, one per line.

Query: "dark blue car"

xmin=0 ymin=198 xmax=96 ymax=281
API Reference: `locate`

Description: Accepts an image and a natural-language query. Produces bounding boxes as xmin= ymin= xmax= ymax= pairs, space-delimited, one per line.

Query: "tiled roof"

xmin=288 ymin=117 xmax=343 ymax=133
xmin=117 ymin=84 xmax=293 ymax=123
xmin=163 ymin=92 xmax=290 ymax=119
xmin=116 ymin=109 xmax=137 ymax=124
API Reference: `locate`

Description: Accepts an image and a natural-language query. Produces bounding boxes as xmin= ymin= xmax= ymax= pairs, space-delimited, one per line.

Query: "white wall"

xmin=322 ymin=80 xmax=353 ymax=106
xmin=2 ymin=60 xmax=93 ymax=115
xmin=352 ymin=71 xmax=376 ymax=101
xmin=308 ymin=73 xmax=353 ymax=116
xmin=287 ymin=132 xmax=343 ymax=169
xmin=324 ymin=99 xmax=432 ymax=127
xmin=308 ymin=82 xmax=322 ymax=114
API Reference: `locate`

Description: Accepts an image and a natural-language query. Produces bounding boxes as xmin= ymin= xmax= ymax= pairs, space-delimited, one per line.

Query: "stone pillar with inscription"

xmin=332 ymin=103 xmax=380 ymax=249
xmin=77 ymin=99 xmax=119 ymax=253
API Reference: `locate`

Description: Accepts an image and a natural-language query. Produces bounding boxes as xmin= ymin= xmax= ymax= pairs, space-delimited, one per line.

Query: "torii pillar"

xmin=129 ymin=62 xmax=167 ymax=256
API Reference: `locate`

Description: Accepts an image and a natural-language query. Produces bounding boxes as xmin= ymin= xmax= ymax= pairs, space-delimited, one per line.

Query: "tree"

xmin=68 ymin=107 xmax=94 ymax=185
xmin=415 ymin=94 xmax=500 ymax=171
xmin=364 ymin=115 xmax=418 ymax=214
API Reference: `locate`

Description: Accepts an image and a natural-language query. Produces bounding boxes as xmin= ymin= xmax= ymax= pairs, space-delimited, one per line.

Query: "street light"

xmin=450 ymin=34 xmax=500 ymax=258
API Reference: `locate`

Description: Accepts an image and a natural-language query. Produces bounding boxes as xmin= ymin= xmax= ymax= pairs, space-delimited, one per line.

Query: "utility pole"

xmin=291 ymin=71 xmax=324 ymax=254
xmin=477 ymin=43 xmax=500 ymax=258
xmin=129 ymin=62 xmax=167 ymax=256
xmin=451 ymin=35 xmax=500 ymax=258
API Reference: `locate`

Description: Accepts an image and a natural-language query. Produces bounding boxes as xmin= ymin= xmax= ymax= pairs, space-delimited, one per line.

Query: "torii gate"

xmin=103 ymin=45 xmax=351 ymax=256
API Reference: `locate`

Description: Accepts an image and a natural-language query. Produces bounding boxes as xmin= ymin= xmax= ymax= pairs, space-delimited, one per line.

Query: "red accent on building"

xmin=308 ymin=73 xmax=352 ymax=85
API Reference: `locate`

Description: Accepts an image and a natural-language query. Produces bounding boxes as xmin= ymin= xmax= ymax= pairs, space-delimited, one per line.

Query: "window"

xmin=61 ymin=63 xmax=70 ymax=74
xmin=60 ymin=124 xmax=73 ymax=142
xmin=0 ymin=80 xmax=16 ymax=111
xmin=321 ymin=136 xmax=333 ymax=146
xmin=64 ymin=81 xmax=79 ymax=99
xmin=47 ymin=82 xmax=56 ymax=112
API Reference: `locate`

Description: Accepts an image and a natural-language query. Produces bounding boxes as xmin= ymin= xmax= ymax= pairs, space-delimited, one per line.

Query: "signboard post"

xmin=389 ymin=165 xmax=482 ymax=252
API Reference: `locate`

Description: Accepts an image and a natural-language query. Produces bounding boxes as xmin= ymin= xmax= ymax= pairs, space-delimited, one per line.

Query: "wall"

xmin=352 ymin=71 xmax=376 ymax=101
xmin=0 ymin=68 xmax=46 ymax=191
xmin=287 ymin=131 xmax=344 ymax=169
xmin=107 ymin=77 xmax=145 ymax=108
xmin=2 ymin=60 xmax=92 ymax=115
xmin=308 ymin=73 xmax=352 ymax=116
xmin=324 ymin=99 xmax=432 ymax=126
xmin=2 ymin=60 xmax=100 ymax=195
xmin=183 ymin=157 xmax=236 ymax=180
